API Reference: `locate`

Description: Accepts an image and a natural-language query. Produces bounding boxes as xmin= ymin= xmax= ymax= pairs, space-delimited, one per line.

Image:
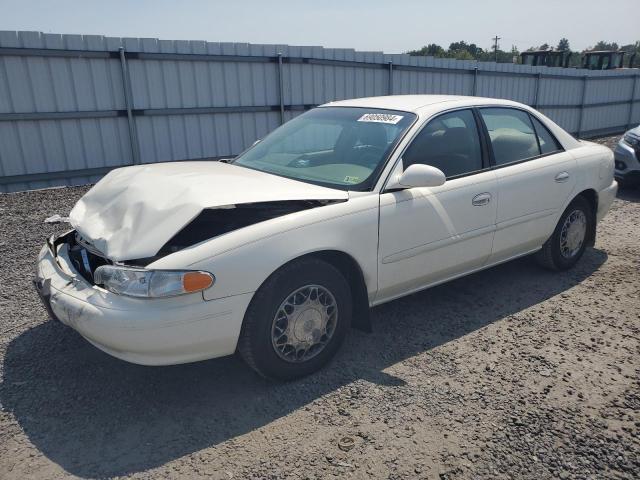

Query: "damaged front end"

xmin=33 ymin=231 xmax=89 ymax=324
xmin=67 ymin=161 xmax=349 ymax=262
xmin=34 ymin=230 xmax=111 ymax=289
xmin=52 ymin=198 xmax=344 ymax=287
xmin=139 ymin=199 xmax=341 ymax=264
xmin=50 ymin=160 xmax=349 ymax=298
xmin=64 ymin=230 xmax=111 ymax=283
xmin=33 ymin=227 xmax=256 ymax=365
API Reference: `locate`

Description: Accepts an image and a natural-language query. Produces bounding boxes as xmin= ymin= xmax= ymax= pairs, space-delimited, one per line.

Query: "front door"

xmin=377 ymin=108 xmax=497 ymax=303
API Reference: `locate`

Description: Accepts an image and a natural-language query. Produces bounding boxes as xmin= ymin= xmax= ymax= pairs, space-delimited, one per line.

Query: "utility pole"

xmin=493 ymin=35 xmax=501 ymax=62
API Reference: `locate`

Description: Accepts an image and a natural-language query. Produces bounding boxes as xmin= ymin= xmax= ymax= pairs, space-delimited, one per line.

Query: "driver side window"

xmin=402 ymin=109 xmax=483 ymax=178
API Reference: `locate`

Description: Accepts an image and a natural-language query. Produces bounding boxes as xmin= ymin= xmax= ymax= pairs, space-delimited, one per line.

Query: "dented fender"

xmin=149 ymin=193 xmax=381 ymax=304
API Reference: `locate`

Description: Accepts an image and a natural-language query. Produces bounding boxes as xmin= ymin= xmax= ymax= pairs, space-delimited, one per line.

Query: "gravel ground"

xmin=0 ymin=135 xmax=638 ymax=479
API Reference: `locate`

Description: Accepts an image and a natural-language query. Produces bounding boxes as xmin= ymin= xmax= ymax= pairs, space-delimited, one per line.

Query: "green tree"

xmin=557 ymin=38 xmax=570 ymax=51
xmin=407 ymin=38 xmax=640 ymax=66
xmin=510 ymin=45 xmax=520 ymax=63
xmin=407 ymin=43 xmax=445 ymax=57
xmin=427 ymin=44 xmax=445 ymax=56
xmin=448 ymin=41 xmax=484 ymax=58
xmin=407 ymin=43 xmax=446 ymax=57
xmin=408 ymin=40 xmax=522 ymax=64
xmin=592 ymin=41 xmax=619 ymax=51
xmin=620 ymin=41 xmax=640 ymax=55
xmin=451 ymin=50 xmax=474 ymax=60
xmin=620 ymin=41 xmax=640 ymax=67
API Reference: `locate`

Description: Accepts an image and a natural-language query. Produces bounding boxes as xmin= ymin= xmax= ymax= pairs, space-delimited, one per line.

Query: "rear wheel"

xmin=237 ymin=258 xmax=352 ymax=380
xmin=535 ymin=196 xmax=593 ymax=271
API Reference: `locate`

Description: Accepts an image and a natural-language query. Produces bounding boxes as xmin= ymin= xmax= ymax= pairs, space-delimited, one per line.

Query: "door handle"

xmin=555 ymin=171 xmax=570 ymax=183
xmin=472 ymin=192 xmax=492 ymax=206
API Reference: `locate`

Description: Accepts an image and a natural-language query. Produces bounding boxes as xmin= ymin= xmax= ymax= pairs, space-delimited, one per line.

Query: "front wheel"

xmin=237 ymin=258 xmax=352 ymax=380
xmin=535 ymin=196 xmax=593 ymax=271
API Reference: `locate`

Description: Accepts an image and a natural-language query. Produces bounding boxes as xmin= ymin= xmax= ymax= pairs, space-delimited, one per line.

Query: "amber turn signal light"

xmin=182 ymin=271 xmax=214 ymax=292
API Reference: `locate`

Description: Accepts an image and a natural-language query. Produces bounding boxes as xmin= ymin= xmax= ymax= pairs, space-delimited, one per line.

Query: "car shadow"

xmin=1 ymin=248 xmax=608 ymax=478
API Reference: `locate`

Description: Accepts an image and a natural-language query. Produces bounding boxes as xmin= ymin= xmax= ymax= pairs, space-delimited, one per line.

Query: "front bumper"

xmin=614 ymin=140 xmax=640 ymax=184
xmin=596 ymin=180 xmax=618 ymax=223
xmin=34 ymin=236 xmax=253 ymax=365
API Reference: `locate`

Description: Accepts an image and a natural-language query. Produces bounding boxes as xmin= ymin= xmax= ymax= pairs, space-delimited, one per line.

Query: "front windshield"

xmin=233 ymin=107 xmax=416 ymax=191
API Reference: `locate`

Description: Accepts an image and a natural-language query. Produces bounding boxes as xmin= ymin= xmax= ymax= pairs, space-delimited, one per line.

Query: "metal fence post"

xmin=627 ymin=74 xmax=638 ymax=129
xmin=388 ymin=61 xmax=393 ymax=95
xmin=533 ymin=73 xmax=542 ymax=109
xmin=577 ymin=75 xmax=588 ymax=138
xmin=277 ymin=52 xmax=285 ymax=124
xmin=118 ymin=47 xmax=141 ymax=165
xmin=472 ymin=67 xmax=478 ymax=96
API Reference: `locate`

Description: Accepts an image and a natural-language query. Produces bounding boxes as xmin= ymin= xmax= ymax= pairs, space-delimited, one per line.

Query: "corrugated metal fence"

xmin=1 ymin=30 xmax=639 ymax=192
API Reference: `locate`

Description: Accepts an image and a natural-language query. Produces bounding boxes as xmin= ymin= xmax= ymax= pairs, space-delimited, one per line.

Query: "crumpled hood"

xmin=69 ymin=161 xmax=348 ymax=261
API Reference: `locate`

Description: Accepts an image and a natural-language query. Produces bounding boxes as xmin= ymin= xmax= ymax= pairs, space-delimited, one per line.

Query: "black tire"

xmin=535 ymin=196 xmax=593 ymax=271
xmin=237 ymin=257 xmax=352 ymax=380
xmin=616 ymin=177 xmax=639 ymax=189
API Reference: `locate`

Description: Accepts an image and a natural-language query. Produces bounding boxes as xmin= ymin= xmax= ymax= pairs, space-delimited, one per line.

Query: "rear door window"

xmin=479 ymin=108 xmax=540 ymax=165
xmin=530 ymin=116 xmax=562 ymax=154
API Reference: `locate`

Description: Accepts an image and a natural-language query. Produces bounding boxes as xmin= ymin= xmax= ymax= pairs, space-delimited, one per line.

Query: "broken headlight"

xmin=94 ymin=265 xmax=214 ymax=298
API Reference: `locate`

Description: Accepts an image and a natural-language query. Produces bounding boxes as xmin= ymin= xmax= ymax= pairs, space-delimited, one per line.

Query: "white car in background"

xmin=35 ymin=95 xmax=617 ymax=380
xmin=614 ymin=125 xmax=640 ymax=187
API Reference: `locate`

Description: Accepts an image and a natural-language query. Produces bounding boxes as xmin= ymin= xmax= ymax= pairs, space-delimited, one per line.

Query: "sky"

xmin=0 ymin=0 xmax=637 ymax=54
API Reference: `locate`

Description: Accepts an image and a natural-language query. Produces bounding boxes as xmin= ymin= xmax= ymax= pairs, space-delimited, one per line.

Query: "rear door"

xmin=477 ymin=107 xmax=577 ymax=263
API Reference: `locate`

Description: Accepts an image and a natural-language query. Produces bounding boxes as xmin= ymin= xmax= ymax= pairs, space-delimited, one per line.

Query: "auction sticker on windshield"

xmin=357 ymin=113 xmax=404 ymax=124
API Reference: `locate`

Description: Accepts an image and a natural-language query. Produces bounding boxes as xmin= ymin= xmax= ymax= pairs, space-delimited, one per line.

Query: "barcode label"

xmin=357 ymin=113 xmax=404 ymax=124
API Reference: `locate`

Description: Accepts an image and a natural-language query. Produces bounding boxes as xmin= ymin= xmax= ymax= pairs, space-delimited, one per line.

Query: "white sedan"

xmin=35 ymin=95 xmax=617 ymax=380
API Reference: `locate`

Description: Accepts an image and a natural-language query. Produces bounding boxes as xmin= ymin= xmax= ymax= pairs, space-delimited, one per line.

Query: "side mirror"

xmin=398 ymin=164 xmax=446 ymax=188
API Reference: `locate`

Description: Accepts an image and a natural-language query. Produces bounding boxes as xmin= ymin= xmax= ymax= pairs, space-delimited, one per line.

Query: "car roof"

xmin=319 ymin=94 xmax=581 ymax=150
xmin=320 ymin=94 xmax=521 ymax=114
